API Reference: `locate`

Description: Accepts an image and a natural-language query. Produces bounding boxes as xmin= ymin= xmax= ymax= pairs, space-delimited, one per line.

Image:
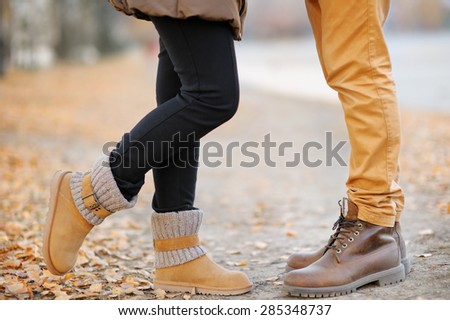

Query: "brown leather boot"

xmin=152 ymin=211 xmax=252 ymax=295
xmin=286 ymin=221 xmax=411 ymax=274
xmin=283 ymin=199 xmax=405 ymax=297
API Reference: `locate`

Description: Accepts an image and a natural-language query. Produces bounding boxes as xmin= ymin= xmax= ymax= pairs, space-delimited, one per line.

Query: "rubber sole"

xmin=284 ymin=264 xmax=405 ymax=298
xmin=154 ymin=281 xmax=252 ymax=296
xmin=285 ymin=257 xmax=412 ymax=274
xmin=42 ymin=170 xmax=70 ymax=276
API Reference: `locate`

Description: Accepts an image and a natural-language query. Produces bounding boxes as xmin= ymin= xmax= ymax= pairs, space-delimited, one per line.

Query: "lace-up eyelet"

xmin=342 ymin=243 xmax=348 ymax=248
xmin=357 ymin=223 xmax=363 ymax=229
xmin=348 ymin=237 xmax=354 ymax=242
xmin=354 ymin=231 xmax=360 ymax=236
xmin=336 ymin=248 xmax=342 ymax=253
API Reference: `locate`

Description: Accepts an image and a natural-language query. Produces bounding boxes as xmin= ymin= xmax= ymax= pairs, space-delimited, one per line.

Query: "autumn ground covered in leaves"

xmin=0 ymin=51 xmax=449 ymax=300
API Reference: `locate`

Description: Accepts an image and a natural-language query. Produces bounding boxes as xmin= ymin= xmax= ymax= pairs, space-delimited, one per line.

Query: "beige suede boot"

xmin=152 ymin=210 xmax=252 ymax=295
xmin=43 ymin=156 xmax=136 ymax=275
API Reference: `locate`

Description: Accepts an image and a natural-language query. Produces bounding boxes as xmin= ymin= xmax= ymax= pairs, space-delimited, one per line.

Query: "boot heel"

xmin=377 ymin=265 xmax=405 ymax=286
xmin=402 ymin=257 xmax=412 ymax=274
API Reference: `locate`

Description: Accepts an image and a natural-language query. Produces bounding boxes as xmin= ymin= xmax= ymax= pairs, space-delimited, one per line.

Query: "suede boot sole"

xmin=43 ymin=170 xmax=70 ymax=276
xmin=284 ymin=264 xmax=405 ymax=298
xmin=154 ymin=280 xmax=252 ymax=296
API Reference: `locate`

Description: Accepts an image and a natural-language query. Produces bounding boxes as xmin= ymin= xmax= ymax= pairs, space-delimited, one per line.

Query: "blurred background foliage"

xmin=0 ymin=0 xmax=450 ymax=75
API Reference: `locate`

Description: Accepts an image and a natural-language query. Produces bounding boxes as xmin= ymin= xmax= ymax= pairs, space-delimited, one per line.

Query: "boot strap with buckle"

xmin=81 ymin=173 xmax=112 ymax=219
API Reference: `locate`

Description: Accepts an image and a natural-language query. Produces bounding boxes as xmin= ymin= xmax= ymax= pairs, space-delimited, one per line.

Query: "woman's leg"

xmin=151 ymin=38 xmax=199 ymax=213
xmin=112 ymin=17 xmax=250 ymax=295
xmin=44 ymin=16 xmax=251 ymax=294
xmin=110 ymin=17 xmax=239 ymax=205
xmin=44 ymin=17 xmax=236 ymax=269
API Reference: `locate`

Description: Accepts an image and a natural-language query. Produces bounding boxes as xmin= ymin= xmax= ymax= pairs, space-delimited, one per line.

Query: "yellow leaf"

xmin=89 ymin=257 xmax=108 ymax=268
xmin=3 ymin=259 xmax=21 ymax=269
xmin=273 ymin=281 xmax=284 ymax=286
xmin=6 ymin=283 xmax=28 ymax=294
xmin=43 ymin=281 xmax=58 ymax=290
xmin=112 ymin=286 xmax=124 ymax=296
xmin=254 ymin=241 xmax=268 ymax=249
xmin=54 ymin=289 xmax=71 ymax=300
xmin=89 ymin=283 xmax=102 ymax=293
xmin=26 ymin=270 xmax=41 ymax=283
xmin=63 ymin=273 xmax=76 ymax=281
xmin=265 ymin=277 xmax=279 ymax=282
xmin=285 ymin=230 xmax=298 ymax=237
xmin=154 ymin=288 xmax=166 ymax=300
xmin=105 ymin=269 xmax=120 ymax=283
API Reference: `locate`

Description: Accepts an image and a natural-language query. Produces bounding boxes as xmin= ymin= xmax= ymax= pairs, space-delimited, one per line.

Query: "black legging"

xmin=110 ymin=17 xmax=239 ymax=213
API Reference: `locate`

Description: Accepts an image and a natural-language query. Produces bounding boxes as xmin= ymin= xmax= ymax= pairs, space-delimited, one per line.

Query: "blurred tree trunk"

xmin=9 ymin=0 xmax=57 ymax=69
xmin=95 ymin=1 xmax=130 ymax=55
xmin=54 ymin=0 xmax=127 ymax=63
xmin=54 ymin=0 xmax=99 ymax=63
xmin=0 ymin=0 xmax=11 ymax=76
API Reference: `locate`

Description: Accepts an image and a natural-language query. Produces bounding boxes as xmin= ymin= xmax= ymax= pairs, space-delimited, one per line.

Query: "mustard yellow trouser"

xmin=306 ymin=0 xmax=404 ymax=227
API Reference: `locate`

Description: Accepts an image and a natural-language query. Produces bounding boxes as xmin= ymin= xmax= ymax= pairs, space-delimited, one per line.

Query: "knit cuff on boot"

xmin=152 ymin=210 xmax=207 ymax=268
xmin=70 ymin=155 xmax=137 ymax=225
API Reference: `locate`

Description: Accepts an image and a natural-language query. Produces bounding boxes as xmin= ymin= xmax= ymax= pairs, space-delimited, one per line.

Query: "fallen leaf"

xmin=251 ymin=225 xmax=262 ymax=233
xmin=265 ymin=277 xmax=279 ymax=282
xmin=54 ymin=289 xmax=71 ymax=300
xmin=40 ymin=290 xmax=51 ymax=296
xmin=89 ymin=257 xmax=108 ymax=268
xmin=183 ymin=293 xmax=191 ymax=300
xmin=0 ymin=242 xmax=21 ymax=254
xmin=273 ymin=281 xmax=284 ymax=286
xmin=26 ymin=270 xmax=41 ymax=284
xmin=416 ymin=253 xmax=432 ymax=258
xmin=3 ymin=259 xmax=21 ymax=269
xmin=77 ymin=254 xmax=90 ymax=266
xmin=254 ymin=241 xmax=268 ymax=250
xmin=6 ymin=283 xmax=28 ymax=294
xmin=226 ymin=250 xmax=242 ymax=255
xmin=94 ymin=246 xmax=112 ymax=256
xmin=63 ymin=273 xmax=76 ymax=281
xmin=112 ymin=286 xmax=124 ymax=297
xmin=234 ymin=261 xmax=247 ymax=267
xmin=121 ymin=283 xmax=137 ymax=294
xmin=165 ymin=293 xmax=182 ymax=298
xmin=89 ymin=283 xmax=103 ymax=293
xmin=105 ymin=269 xmax=121 ymax=283
xmin=43 ymin=281 xmax=58 ymax=290
xmin=154 ymin=288 xmax=166 ymax=300
xmin=418 ymin=229 xmax=434 ymax=236
xmin=135 ymin=278 xmax=153 ymax=290
xmin=113 ymin=253 xmax=134 ymax=261
xmin=285 ymin=230 xmax=298 ymax=237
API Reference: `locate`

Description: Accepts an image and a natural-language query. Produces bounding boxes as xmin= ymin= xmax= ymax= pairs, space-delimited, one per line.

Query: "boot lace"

xmin=325 ymin=199 xmax=361 ymax=253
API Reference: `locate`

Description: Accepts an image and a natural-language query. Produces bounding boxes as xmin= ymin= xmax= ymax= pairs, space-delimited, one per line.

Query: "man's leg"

xmin=309 ymin=0 xmax=404 ymax=224
xmin=284 ymin=0 xmax=406 ymax=297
